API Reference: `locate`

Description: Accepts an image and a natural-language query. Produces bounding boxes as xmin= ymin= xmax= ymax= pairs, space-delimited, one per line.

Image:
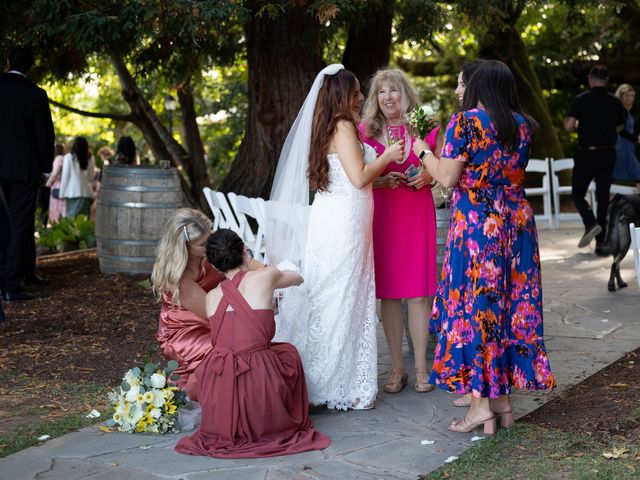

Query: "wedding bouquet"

xmin=406 ymin=104 xmax=438 ymax=139
xmin=107 ymin=360 xmax=187 ymax=434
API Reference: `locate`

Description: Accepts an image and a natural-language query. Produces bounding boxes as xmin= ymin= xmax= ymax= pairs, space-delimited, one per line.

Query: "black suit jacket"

xmin=0 ymin=72 xmax=55 ymax=182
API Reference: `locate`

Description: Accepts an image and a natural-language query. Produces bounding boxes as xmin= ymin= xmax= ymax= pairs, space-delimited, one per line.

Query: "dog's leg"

xmin=615 ymin=241 xmax=631 ymax=289
xmin=608 ymin=262 xmax=617 ymax=292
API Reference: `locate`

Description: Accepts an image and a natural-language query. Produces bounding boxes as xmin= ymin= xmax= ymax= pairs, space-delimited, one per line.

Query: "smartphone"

xmin=404 ymin=164 xmax=420 ymax=179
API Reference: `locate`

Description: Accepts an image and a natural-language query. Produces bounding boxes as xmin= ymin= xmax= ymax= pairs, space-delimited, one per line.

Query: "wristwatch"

xmin=419 ymin=149 xmax=432 ymax=161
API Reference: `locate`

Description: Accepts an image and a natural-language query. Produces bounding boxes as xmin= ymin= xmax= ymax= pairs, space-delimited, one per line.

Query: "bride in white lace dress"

xmin=267 ymin=65 xmax=404 ymax=410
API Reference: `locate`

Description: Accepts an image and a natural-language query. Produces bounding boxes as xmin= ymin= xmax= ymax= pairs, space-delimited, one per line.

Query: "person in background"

xmin=612 ymin=84 xmax=640 ymax=192
xmin=359 ymin=68 xmax=439 ymax=395
xmin=45 ymin=144 xmax=66 ymax=224
xmin=0 ymin=45 xmax=55 ymax=302
xmin=151 ymin=208 xmax=264 ymax=399
xmin=414 ymin=60 xmax=555 ymax=433
xmin=59 ymin=136 xmax=95 ymax=218
xmin=564 ymin=65 xmax=625 ymax=253
xmin=113 ymin=136 xmax=137 ymax=165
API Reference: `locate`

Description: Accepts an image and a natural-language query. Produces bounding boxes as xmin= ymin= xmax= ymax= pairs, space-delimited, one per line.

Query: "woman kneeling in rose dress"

xmin=175 ymin=229 xmax=330 ymax=458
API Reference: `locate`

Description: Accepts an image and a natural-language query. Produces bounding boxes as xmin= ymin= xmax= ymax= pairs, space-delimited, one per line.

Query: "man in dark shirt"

xmin=564 ymin=64 xmax=625 ymax=252
xmin=0 ymin=46 xmax=55 ymax=301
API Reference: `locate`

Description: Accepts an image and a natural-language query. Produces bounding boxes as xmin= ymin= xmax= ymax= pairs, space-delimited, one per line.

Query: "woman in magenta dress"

xmin=413 ymin=60 xmax=555 ymax=434
xmin=359 ymin=68 xmax=439 ymax=394
xmin=176 ymin=229 xmax=330 ymax=458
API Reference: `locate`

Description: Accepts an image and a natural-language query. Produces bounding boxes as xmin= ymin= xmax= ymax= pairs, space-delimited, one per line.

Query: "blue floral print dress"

xmin=429 ymin=108 xmax=556 ymax=398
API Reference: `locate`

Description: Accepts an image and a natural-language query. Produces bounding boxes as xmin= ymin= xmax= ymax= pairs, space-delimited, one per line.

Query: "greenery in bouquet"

xmin=108 ymin=360 xmax=187 ymax=434
xmin=406 ymin=104 xmax=438 ymax=139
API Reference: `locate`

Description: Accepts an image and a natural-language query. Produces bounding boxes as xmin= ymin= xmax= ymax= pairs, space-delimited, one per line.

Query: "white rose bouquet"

xmin=107 ymin=360 xmax=187 ymax=434
xmin=406 ymin=104 xmax=438 ymax=139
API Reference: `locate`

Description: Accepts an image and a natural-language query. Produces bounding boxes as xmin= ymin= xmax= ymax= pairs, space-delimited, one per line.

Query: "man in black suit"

xmin=0 ymin=46 xmax=55 ymax=302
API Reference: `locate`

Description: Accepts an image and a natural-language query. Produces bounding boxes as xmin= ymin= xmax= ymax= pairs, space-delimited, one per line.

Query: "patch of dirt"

xmin=524 ymin=349 xmax=640 ymax=441
xmin=0 ymin=251 xmax=161 ymax=436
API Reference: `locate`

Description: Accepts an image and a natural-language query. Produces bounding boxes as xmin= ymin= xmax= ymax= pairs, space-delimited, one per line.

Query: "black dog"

xmin=599 ymin=194 xmax=640 ymax=291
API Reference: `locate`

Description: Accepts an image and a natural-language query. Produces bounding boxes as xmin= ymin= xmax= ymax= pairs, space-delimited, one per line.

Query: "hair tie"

xmin=182 ymin=225 xmax=191 ymax=243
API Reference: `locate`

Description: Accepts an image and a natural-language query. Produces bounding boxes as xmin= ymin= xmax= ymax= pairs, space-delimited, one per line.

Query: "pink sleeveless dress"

xmin=359 ymin=123 xmax=438 ymax=299
xmin=156 ymin=261 xmax=223 ymax=396
xmin=175 ymin=271 xmax=330 ymax=458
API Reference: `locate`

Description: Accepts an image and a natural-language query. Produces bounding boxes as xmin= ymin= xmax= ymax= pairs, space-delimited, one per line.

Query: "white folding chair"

xmin=214 ymin=191 xmax=241 ymax=235
xmin=550 ymin=158 xmax=597 ymax=228
xmin=203 ymin=187 xmax=225 ymax=230
xmin=610 ymin=184 xmax=637 ymax=195
xmin=630 ymin=222 xmax=640 ymax=291
xmin=227 ymin=192 xmax=265 ymax=261
xmin=525 ymin=158 xmax=553 ymax=229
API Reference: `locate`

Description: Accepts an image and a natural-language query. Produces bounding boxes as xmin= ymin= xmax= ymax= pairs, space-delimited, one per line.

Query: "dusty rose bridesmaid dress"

xmin=175 ymin=271 xmax=330 ymax=458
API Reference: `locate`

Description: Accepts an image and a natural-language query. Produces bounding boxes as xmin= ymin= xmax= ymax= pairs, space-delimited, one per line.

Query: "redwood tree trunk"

xmin=342 ymin=2 xmax=394 ymax=94
xmin=220 ymin=1 xmax=324 ymax=198
xmin=477 ymin=3 xmax=563 ymax=159
xmin=177 ymin=81 xmax=211 ymax=210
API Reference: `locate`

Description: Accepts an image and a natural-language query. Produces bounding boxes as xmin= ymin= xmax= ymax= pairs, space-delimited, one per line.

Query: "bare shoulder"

xmin=336 ymin=119 xmax=357 ymax=134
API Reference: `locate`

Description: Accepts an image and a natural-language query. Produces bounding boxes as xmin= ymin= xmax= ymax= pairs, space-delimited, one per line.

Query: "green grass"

xmin=0 ymin=414 xmax=104 ymax=458
xmin=424 ymin=424 xmax=640 ymax=480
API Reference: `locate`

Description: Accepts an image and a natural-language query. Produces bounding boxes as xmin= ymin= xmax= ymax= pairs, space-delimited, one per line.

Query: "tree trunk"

xmin=109 ymin=54 xmax=206 ymax=209
xmin=220 ymin=1 xmax=325 ymax=198
xmin=342 ymin=2 xmax=394 ymax=94
xmin=177 ymin=82 xmax=211 ymax=210
xmin=478 ymin=19 xmax=564 ymax=159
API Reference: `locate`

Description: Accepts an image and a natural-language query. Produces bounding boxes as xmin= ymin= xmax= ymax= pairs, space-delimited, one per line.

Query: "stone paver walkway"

xmin=2 ymin=224 xmax=639 ymax=479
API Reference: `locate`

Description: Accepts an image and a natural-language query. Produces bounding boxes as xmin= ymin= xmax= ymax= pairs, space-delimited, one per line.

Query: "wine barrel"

xmin=96 ymin=165 xmax=183 ymax=274
xmin=435 ymin=207 xmax=450 ymax=280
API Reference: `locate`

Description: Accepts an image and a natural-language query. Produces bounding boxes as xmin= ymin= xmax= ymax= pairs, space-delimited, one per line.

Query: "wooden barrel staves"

xmin=96 ymin=165 xmax=183 ymax=274
xmin=435 ymin=207 xmax=450 ymax=281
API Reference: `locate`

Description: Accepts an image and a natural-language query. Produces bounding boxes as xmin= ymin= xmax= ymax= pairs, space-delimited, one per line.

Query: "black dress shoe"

xmin=24 ymin=274 xmax=49 ymax=286
xmin=2 ymin=290 xmax=38 ymax=302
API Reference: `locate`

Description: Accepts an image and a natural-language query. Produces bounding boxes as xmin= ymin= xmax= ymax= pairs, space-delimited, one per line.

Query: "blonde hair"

xmin=362 ymin=68 xmax=420 ymax=139
xmin=615 ymin=83 xmax=635 ymax=99
xmin=151 ymin=208 xmax=212 ymax=306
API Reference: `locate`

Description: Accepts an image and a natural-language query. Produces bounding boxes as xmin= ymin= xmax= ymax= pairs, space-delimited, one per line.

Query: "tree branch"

xmin=49 ymin=99 xmax=133 ymax=122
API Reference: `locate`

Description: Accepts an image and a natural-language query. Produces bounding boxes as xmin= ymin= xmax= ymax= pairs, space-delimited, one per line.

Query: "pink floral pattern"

xmin=429 ymin=109 xmax=556 ymax=398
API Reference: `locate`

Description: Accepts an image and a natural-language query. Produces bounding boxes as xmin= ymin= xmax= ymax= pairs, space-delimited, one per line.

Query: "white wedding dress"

xmin=274 ymin=147 xmax=379 ymax=410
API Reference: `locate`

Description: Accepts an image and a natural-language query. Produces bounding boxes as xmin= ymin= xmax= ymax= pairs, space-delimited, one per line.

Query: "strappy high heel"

xmin=494 ymin=411 xmax=514 ymax=428
xmin=448 ymin=415 xmax=496 ymax=435
xmin=415 ymin=368 xmax=435 ymax=393
xmin=383 ymin=368 xmax=408 ymax=394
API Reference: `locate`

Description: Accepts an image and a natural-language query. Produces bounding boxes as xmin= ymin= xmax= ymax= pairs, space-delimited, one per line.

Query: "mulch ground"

xmin=0 ymin=251 xmax=639 ymax=445
xmin=524 ymin=348 xmax=640 ymax=442
xmin=0 ymin=250 xmax=161 ymax=437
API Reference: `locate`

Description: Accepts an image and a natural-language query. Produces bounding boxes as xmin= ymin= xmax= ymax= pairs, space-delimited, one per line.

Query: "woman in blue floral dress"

xmin=413 ymin=60 xmax=555 ymax=434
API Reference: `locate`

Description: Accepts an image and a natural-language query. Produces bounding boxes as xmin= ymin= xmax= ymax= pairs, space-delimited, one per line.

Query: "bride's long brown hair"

xmin=308 ymin=69 xmax=360 ymax=192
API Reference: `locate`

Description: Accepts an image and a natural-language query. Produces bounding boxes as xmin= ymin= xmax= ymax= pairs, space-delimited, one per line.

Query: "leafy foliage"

xmin=37 ymin=214 xmax=96 ymax=251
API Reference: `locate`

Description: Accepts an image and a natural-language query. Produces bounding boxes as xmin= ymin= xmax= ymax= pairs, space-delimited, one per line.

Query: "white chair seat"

xmin=550 ymin=158 xmax=597 ymax=228
xmin=610 ymin=184 xmax=637 ymax=195
xmin=524 ymin=158 xmax=553 ymax=229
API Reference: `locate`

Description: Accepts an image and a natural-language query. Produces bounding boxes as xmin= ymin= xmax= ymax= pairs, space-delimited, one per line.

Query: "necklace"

xmin=383 ymin=123 xmax=411 ymax=164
